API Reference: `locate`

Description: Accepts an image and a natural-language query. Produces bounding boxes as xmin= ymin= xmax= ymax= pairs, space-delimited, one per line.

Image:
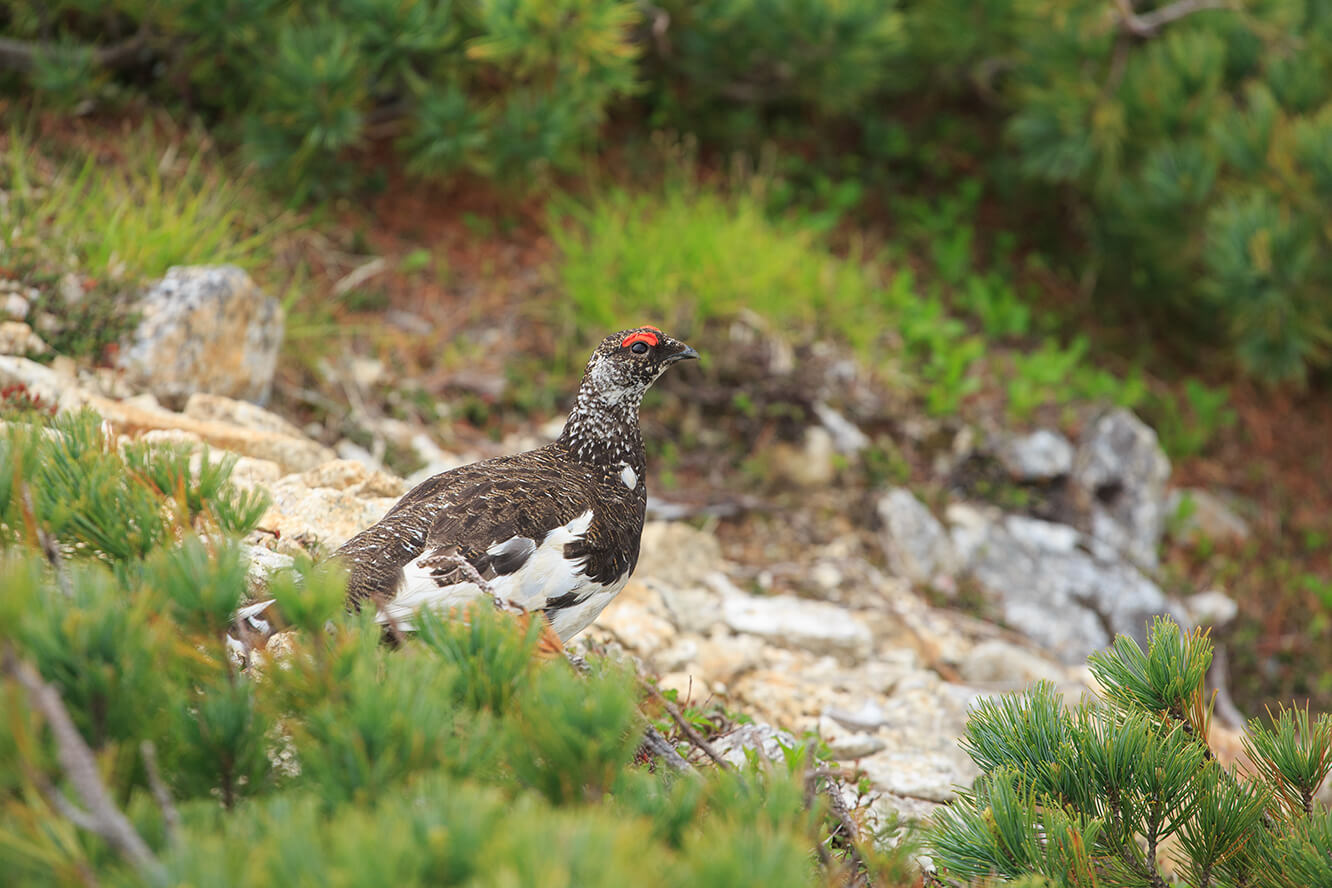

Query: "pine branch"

xmin=139 ymin=741 xmax=179 ymax=845
xmin=3 ymin=647 xmax=166 ymax=886
xmin=1112 ymin=0 xmax=1230 ymax=38
xmin=0 ymin=31 xmax=148 ymax=73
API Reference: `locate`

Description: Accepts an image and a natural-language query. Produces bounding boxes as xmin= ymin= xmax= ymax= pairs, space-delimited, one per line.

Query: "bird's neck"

xmin=557 ymin=384 xmax=646 ymax=468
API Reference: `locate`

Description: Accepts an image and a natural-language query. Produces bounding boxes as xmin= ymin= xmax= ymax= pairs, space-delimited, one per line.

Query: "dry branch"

xmin=807 ymin=765 xmax=874 ymax=887
xmin=1113 ymin=0 xmax=1229 ymax=37
xmin=0 ymin=33 xmax=147 ymax=73
xmin=140 ymin=741 xmax=180 ymax=845
xmin=639 ymin=676 xmax=734 ymax=771
xmin=3 ymin=648 xmax=165 ymax=885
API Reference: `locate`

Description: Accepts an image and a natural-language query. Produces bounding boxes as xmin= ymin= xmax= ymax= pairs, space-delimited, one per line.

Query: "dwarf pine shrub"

xmin=3 ymin=0 xmax=640 ymax=200
xmin=0 ymin=408 xmax=915 ymax=886
xmin=929 ymin=617 xmax=1332 ymax=887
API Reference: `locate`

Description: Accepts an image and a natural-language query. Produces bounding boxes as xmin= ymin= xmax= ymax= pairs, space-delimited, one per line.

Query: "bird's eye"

xmin=630 ymin=341 xmax=650 ymax=355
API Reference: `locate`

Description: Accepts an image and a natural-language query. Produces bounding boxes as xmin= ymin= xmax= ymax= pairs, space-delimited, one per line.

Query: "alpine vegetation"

xmin=0 ymin=397 xmax=916 ymax=886
xmin=929 ymin=618 xmax=1332 ymax=887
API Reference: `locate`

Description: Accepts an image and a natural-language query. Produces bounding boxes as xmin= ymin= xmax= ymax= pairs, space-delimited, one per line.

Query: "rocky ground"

xmin=1 ymin=265 xmax=1272 ymax=841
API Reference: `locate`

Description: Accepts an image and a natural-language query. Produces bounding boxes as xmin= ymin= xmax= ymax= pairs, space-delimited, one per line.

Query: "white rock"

xmin=824 ymin=701 xmax=889 ymax=732
xmin=692 ymin=631 xmax=768 ymax=684
xmin=812 ymin=401 xmax=870 ymax=454
xmin=711 ymin=723 xmax=801 ymax=768
xmin=227 ymin=456 xmax=284 ymax=490
xmin=818 ymin=715 xmax=886 ymax=759
xmin=654 ymin=637 xmax=700 ymax=673
xmin=1003 ymin=514 xmax=1080 ymax=553
xmin=950 ymin=504 xmax=1175 ymax=664
xmin=0 ymin=321 xmax=49 ymax=356
xmin=242 ymin=545 xmax=295 ymax=596
xmin=298 ymin=459 xmax=407 ymax=498
xmin=2 ymin=291 xmax=31 ymax=320
xmin=958 ymin=639 xmax=1066 ymax=685
xmin=1072 ymin=408 xmax=1171 ymax=569
xmin=117 ymin=265 xmax=283 ymax=406
xmin=334 ymin=439 xmax=380 ymax=471
xmin=0 ymin=354 xmax=67 ymax=405
xmin=596 ymin=581 xmax=677 ymax=657
xmin=770 ymin=426 xmax=838 ymax=488
xmin=260 ymin=479 xmax=396 ymax=554
xmin=997 ymin=428 xmax=1074 ymax=480
xmin=858 ymin=749 xmax=976 ymax=803
xmin=636 ymin=521 xmax=725 ymax=587
xmin=1184 ymin=589 xmax=1239 ymax=628
xmin=184 ymin=392 xmax=306 ymax=438
xmin=656 ymin=581 xmax=724 ymax=635
xmin=877 ymin=488 xmax=956 ymax=584
xmin=348 ymin=356 xmax=384 ymax=389
xmin=722 ymin=593 xmax=872 ymax=662
xmin=809 ymin=561 xmax=844 ymax=593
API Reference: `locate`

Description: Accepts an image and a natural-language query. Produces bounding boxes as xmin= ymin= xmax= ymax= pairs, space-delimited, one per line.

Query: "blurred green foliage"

xmin=2 ymin=0 xmax=641 ymax=201
xmin=930 ymin=618 xmax=1332 ymax=887
xmin=6 ymin=0 xmax=1332 ymax=379
xmin=553 ymin=180 xmax=1158 ymax=424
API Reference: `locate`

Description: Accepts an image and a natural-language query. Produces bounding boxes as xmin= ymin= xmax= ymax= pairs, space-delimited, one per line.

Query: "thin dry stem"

xmin=4 ymin=647 xmax=165 ymax=884
xmin=638 ymin=676 xmax=733 ymax=771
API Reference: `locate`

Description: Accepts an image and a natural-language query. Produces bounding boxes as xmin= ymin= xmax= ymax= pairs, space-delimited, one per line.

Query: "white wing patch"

xmin=383 ymin=509 xmax=597 ymax=632
xmin=619 ymin=464 xmax=637 ymax=490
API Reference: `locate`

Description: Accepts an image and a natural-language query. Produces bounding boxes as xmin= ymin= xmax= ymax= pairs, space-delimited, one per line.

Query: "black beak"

xmin=666 ymin=344 xmax=699 ymax=364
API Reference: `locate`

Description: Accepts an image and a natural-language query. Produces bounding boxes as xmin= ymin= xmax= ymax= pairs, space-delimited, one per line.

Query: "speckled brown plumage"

xmin=333 ymin=326 xmax=697 ymax=641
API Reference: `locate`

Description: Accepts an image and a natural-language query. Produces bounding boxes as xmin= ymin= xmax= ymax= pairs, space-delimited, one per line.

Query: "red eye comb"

xmin=621 ymin=330 xmax=660 ymax=348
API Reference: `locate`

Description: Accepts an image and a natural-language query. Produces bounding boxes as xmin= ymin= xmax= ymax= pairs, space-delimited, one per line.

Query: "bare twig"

xmin=804 ymin=767 xmax=839 ymax=873
xmin=1207 ymin=645 xmax=1248 ymax=732
xmin=1112 ymin=0 xmax=1229 ymax=37
xmin=808 ymin=765 xmax=874 ymax=884
xmin=638 ymin=677 xmax=733 ymax=771
xmin=19 ymin=482 xmax=73 ymax=599
xmin=439 ymin=552 xmax=494 ymax=597
xmin=0 ymin=32 xmax=148 ymax=73
xmin=638 ymin=1 xmax=672 ymax=56
xmin=638 ymin=725 xmax=694 ymax=774
xmin=4 ymin=648 xmax=165 ymax=885
xmin=331 ymin=257 xmax=387 ymax=297
xmin=139 ymin=741 xmax=179 ymax=845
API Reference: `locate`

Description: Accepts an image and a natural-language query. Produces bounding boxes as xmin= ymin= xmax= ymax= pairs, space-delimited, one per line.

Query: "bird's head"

xmin=581 ymin=326 xmax=699 ymax=404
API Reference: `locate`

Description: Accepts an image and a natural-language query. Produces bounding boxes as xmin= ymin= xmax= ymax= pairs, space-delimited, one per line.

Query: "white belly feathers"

xmin=386 ymin=509 xmax=623 ymax=641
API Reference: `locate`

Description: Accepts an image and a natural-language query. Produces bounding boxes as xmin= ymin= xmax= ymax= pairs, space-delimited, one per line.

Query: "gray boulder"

xmin=877 ymin=487 xmax=956 ymax=584
xmin=722 ymin=593 xmax=873 ymax=663
xmin=996 ymin=428 xmax=1074 ymax=481
xmin=1072 ymin=408 xmax=1171 ymax=568
xmin=950 ymin=507 xmax=1172 ymax=663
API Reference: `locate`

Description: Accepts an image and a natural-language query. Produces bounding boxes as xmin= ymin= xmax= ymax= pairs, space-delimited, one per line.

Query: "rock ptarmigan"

xmin=236 ymin=326 xmax=696 ymax=650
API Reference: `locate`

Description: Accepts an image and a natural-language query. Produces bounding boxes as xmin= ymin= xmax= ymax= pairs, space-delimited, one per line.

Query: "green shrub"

xmin=979 ymin=1 xmax=1332 ymax=382
xmin=929 ymin=617 xmax=1332 ymax=886
xmin=640 ymin=0 xmax=906 ymax=141
xmin=550 ymin=182 xmax=887 ymax=349
xmin=2 ymin=0 xmax=641 ymax=199
xmin=553 ymin=182 xmax=1152 ymax=422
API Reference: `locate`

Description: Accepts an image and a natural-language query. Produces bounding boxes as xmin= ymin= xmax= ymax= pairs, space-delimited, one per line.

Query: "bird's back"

xmin=335 ymin=441 xmax=646 ymax=635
